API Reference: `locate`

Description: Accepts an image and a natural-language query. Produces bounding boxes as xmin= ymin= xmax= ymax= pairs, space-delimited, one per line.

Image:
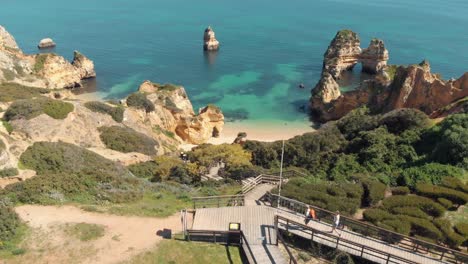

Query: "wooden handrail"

xmin=192 ymin=195 xmax=244 ymax=209
xmin=276 ymin=228 xmax=298 ymax=264
xmin=240 ymin=231 xmax=258 ymax=264
xmin=267 ymin=193 xmax=468 ymax=264
xmin=276 ymin=215 xmax=420 ymax=264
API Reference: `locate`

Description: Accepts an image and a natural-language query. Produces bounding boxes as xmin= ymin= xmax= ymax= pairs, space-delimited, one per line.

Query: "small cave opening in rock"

xmin=212 ymin=127 xmax=220 ymax=138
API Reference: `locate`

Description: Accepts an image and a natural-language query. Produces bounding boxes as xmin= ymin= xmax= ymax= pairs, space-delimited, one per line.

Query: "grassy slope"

xmin=125 ymin=239 xmax=243 ymax=264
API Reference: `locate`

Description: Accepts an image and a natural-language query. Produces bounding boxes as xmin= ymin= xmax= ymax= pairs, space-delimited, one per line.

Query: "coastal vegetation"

xmin=84 ymin=101 xmax=124 ymax=122
xmin=98 ymin=126 xmax=158 ymax=155
xmin=126 ymin=92 xmax=155 ymax=113
xmin=64 ymin=223 xmax=105 ymax=242
xmin=0 ymin=83 xmax=49 ymax=102
xmin=4 ymin=98 xmax=74 ymax=120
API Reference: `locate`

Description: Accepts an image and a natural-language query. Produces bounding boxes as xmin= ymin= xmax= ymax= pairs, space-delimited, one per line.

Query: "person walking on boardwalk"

xmin=331 ymin=211 xmax=341 ymax=236
xmin=304 ymin=205 xmax=316 ymax=225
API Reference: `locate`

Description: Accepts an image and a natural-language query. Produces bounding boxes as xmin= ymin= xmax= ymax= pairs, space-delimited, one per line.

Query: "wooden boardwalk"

xmin=190 ymin=181 xmax=462 ymax=264
xmin=192 ymin=206 xmax=287 ymax=264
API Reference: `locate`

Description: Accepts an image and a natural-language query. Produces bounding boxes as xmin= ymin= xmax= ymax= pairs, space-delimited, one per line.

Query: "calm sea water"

xmin=2 ymin=0 xmax=467 ymax=123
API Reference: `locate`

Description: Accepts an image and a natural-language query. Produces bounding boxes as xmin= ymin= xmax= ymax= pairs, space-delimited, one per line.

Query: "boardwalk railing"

xmin=275 ymin=215 xmax=420 ymax=264
xmin=185 ymin=229 xmax=257 ymax=264
xmin=192 ymin=194 xmax=244 ymax=209
xmin=276 ymin=228 xmax=298 ymax=264
xmin=242 ymin=170 xmax=307 ymax=194
xmin=266 ymin=193 xmax=468 ymax=264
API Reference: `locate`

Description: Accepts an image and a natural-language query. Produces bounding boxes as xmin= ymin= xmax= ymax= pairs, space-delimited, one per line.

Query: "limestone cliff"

xmin=312 ymin=72 xmax=341 ymax=103
xmin=130 ymin=81 xmax=224 ymax=144
xmin=0 ymin=25 xmax=95 ymax=89
xmin=203 ymin=26 xmax=220 ymax=51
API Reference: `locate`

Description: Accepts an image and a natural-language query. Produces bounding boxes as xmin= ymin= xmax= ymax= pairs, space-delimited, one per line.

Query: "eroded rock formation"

xmin=361 ymin=39 xmax=389 ymax=74
xmin=310 ymin=30 xmax=466 ymax=122
xmin=323 ymin=30 xmax=361 ymax=79
xmin=131 ymin=81 xmax=224 ymax=144
xmin=203 ymin=26 xmax=220 ymax=51
xmin=0 ymin=25 xmax=95 ymax=89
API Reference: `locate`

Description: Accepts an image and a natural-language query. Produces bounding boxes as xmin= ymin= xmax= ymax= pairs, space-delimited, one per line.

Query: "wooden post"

xmin=440 ymin=251 xmax=445 ymax=260
xmin=274 ymin=216 xmax=279 ymax=246
xmin=385 ymin=254 xmax=391 ymax=264
xmin=217 ymin=197 xmax=220 ymax=208
xmin=360 ymin=246 xmax=364 ymax=257
xmin=336 ymin=237 xmax=340 ymax=249
xmin=214 ymin=231 xmax=216 ymax=243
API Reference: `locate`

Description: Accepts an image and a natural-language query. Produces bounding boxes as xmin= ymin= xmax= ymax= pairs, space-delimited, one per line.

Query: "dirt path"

xmin=12 ymin=205 xmax=183 ymax=264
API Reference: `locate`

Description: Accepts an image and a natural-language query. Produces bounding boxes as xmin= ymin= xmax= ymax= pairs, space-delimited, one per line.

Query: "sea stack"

xmin=203 ymin=26 xmax=220 ymax=51
xmin=38 ymin=38 xmax=56 ymax=49
xmin=360 ymin=38 xmax=389 ymax=74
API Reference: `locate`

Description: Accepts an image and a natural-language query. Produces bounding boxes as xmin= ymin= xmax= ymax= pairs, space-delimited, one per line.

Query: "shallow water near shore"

xmin=2 ymin=0 xmax=467 ymax=127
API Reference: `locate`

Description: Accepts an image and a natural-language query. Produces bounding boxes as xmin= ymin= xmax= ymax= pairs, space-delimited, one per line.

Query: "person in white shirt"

xmin=331 ymin=211 xmax=341 ymax=236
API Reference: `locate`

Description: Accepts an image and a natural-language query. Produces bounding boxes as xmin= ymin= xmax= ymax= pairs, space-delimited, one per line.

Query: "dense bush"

xmin=3 ymin=142 xmax=142 ymax=204
xmin=454 ymin=223 xmax=468 ymax=237
xmin=126 ymin=92 xmax=155 ymax=113
xmin=4 ymin=98 xmax=73 ymax=121
xmin=415 ymin=183 xmax=468 ymax=206
xmin=434 ymin=219 xmax=465 ymax=248
xmin=0 ymin=205 xmax=20 ymax=245
xmin=391 ymin=186 xmax=410 ymax=195
xmin=422 ymin=113 xmax=468 ymax=168
xmin=98 ymin=126 xmax=158 ymax=155
xmin=437 ymin=198 xmax=454 ymax=209
xmin=361 ymin=179 xmax=386 ymax=206
xmin=441 ymin=177 xmax=468 ymax=193
xmin=84 ymin=101 xmax=124 ymax=122
xmin=281 ymin=180 xmax=364 ymax=215
xmin=403 ymin=216 xmax=442 ymax=241
xmin=127 ymin=161 xmax=160 ymax=181
xmin=0 ymin=83 xmax=49 ymax=102
xmin=378 ymin=108 xmax=430 ymax=134
xmin=0 ymin=168 xmax=19 ymax=178
xmin=382 ymin=195 xmax=446 ymax=217
xmin=168 ymin=165 xmax=200 ymax=185
xmin=390 ymin=207 xmax=428 ymax=219
xmin=398 ymin=163 xmax=463 ymax=189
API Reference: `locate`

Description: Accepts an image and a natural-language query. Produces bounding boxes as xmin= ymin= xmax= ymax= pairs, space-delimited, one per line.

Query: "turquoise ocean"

xmin=1 ymin=0 xmax=467 ymax=124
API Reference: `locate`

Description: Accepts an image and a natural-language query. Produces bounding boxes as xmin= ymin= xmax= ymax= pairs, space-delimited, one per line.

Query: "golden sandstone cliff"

xmin=311 ymin=30 xmax=467 ymax=122
xmin=0 ymin=25 xmax=95 ymax=89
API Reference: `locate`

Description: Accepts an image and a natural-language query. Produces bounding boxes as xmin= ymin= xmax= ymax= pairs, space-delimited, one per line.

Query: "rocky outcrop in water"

xmin=203 ymin=26 xmax=220 ymax=51
xmin=309 ymin=30 xmax=467 ymax=122
xmin=323 ymin=30 xmax=361 ymax=79
xmin=72 ymin=50 xmax=96 ymax=79
xmin=38 ymin=38 xmax=56 ymax=49
xmin=0 ymin=25 xmax=95 ymax=89
xmin=361 ymin=39 xmax=389 ymax=74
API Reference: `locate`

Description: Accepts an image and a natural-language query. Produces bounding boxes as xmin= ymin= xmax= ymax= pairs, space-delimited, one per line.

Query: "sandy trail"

xmin=13 ymin=205 xmax=184 ymax=264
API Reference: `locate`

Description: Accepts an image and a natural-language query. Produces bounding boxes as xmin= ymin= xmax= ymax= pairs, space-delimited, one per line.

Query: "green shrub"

xmin=390 ymin=207 xmax=428 ymax=219
xmin=415 ymin=183 xmax=468 ymax=206
xmin=403 ymin=216 xmax=443 ymax=241
xmin=361 ymin=180 xmax=386 ymax=206
xmin=98 ymin=126 xmax=158 ymax=155
xmin=11 ymin=248 xmax=26 ymax=255
xmin=381 ymin=219 xmax=411 ymax=236
xmin=4 ymin=98 xmax=73 ymax=121
xmin=169 ymin=165 xmax=200 ymax=185
xmin=382 ymin=195 xmax=446 ymax=217
xmin=379 ymin=108 xmax=430 ymax=134
xmin=434 ymin=219 xmax=465 ymax=248
xmin=2 ymin=121 xmax=13 ymax=134
xmin=398 ymin=163 xmax=463 ymax=189
xmin=0 ymin=205 xmax=20 ymax=243
xmin=441 ymin=177 xmax=468 ymax=193
xmin=391 ymin=186 xmax=410 ymax=195
xmin=437 ymin=198 xmax=454 ymax=209
xmin=42 ymin=99 xmax=74 ymax=119
xmin=363 ymin=208 xmax=394 ymax=223
xmin=0 ymin=168 xmax=19 ymax=178
xmin=128 ymin=161 xmax=161 ymax=181
xmin=126 ymin=92 xmax=155 ymax=113
xmin=454 ymin=223 xmax=468 ymax=236
xmin=84 ymin=101 xmax=124 ymax=122
xmin=5 ymin=142 xmax=142 ymax=204
xmin=0 ymin=83 xmax=49 ymax=102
